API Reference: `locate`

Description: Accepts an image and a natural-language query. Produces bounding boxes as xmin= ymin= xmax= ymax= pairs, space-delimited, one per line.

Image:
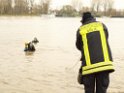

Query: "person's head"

xmin=34 ymin=37 xmax=37 ymax=40
xmin=80 ymin=12 xmax=95 ymax=24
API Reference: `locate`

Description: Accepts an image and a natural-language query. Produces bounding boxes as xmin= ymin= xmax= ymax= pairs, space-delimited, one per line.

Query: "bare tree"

xmin=91 ymin=0 xmax=114 ymax=16
xmin=0 ymin=0 xmax=4 ymax=14
xmin=0 ymin=0 xmax=12 ymax=15
xmin=14 ymin=0 xmax=29 ymax=15
xmin=71 ymin=0 xmax=83 ymax=11
xmin=91 ymin=0 xmax=101 ymax=13
xmin=39 ymin=0 xmax=51 ymax=14
xmin=28 ymin=0 xmax=34 ymax=14
xmin=102 ymin=0 xmax=114 ymax=16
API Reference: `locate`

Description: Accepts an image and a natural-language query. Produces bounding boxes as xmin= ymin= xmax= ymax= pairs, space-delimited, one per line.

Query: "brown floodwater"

xmin=0 ymin=17 xmax=124 ymax=93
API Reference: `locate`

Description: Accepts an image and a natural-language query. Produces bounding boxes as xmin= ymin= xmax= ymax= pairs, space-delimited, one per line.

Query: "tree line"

xmin=55 ymin=0 xmax=124 ymax=17
xmin=0 ymin=0 xmax=50 ymax=15
xmin=0 ymin=0 xmax=124 ymax=17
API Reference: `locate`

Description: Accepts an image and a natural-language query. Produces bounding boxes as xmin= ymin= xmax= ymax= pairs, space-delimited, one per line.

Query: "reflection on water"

xmin=0 ymin=17 xmax=124 ymax=93
xmin=25 ymin=51 xmax=34 ymax=56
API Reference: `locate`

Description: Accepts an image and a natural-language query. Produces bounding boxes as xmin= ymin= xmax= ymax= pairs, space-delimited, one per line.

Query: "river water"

xmin=0 ymin=17 xmax=124 ymax=93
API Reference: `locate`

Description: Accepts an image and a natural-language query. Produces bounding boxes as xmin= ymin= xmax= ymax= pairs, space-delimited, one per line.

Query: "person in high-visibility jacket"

xmin=24 ymin=42 xmax=35 ymax=52
xmin=76 ymin=12 xmax=115 ymax=93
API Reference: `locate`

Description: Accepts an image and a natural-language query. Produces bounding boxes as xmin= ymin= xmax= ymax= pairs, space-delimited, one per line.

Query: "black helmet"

xmin=80 ymin=12 xmax=94 ymax=23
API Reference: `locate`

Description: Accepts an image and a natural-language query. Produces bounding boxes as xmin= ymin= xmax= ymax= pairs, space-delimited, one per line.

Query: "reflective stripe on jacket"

xmin=79 ymin=22 xmax=114 ymax=75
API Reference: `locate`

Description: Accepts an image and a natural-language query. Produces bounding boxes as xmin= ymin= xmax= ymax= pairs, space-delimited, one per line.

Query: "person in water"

xmin=24 ymin=42 xmax=35 ymax=52
xmin=32 ymin=37 xmax=39 ymax=44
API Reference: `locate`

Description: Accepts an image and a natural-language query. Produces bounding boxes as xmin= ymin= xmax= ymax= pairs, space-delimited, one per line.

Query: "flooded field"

xmin=0 ymin=17 xmax=124 ymax=93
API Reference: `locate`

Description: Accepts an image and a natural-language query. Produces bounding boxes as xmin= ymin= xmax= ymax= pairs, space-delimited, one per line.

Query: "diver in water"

xmin=24 ymin=42 xmax=35 ymax=52
xmin=32 ymin=37 xmax=39 ymax=44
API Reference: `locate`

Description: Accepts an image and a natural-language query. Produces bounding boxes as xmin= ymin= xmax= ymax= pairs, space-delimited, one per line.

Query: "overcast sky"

xmin=44 ymin=0 xmax=124 ymax=10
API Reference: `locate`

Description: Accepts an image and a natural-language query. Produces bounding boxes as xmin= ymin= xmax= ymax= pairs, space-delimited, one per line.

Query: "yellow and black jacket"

xmin=76 ymin=19 xmax=114 ymax=75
